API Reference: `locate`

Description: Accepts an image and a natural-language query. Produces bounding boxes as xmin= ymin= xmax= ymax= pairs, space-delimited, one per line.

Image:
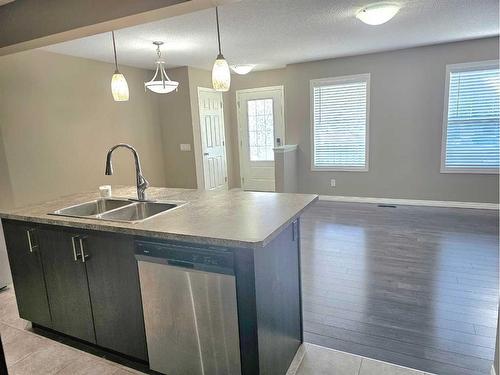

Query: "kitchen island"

xmin=0 ymin=186 xmax=317 ymax=375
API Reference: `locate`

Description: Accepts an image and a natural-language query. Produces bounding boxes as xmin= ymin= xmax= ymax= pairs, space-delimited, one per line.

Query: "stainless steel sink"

xmin=50 ymin=199 xmax=186 ymax=223
xmin=98 ymin=201 xmax=183 ymax=223
xmin=51 ymin=198 xmax=131 ymax=218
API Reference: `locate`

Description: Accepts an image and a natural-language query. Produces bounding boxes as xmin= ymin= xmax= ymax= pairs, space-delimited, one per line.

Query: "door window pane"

xmin=247 ymin=98 xmax=275 ymax=161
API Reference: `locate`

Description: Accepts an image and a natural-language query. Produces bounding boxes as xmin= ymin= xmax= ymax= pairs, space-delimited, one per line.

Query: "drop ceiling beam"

xmin=0 ymin=0 xmax=237 ymax=56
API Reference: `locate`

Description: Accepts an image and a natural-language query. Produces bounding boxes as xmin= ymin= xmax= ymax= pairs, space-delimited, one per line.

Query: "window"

xmin=311 ymin=74 xmax=370 ymax=171
xmin=247 ymin=98 xmax=275 ymax=161
xmin=441 ymin=61 xmax=500 ymax=173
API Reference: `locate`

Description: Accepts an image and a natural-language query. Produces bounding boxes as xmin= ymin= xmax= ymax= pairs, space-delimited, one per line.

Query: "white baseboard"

xmin=491 ymin=365 xmax=496 ymax=375
xmin=318 ymin=195 xmax=499 ymax=210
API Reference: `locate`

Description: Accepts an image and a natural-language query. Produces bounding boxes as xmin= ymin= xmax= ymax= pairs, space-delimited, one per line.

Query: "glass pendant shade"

xmin=144 ymin=41 xmax=179 ymax=94
xmin=212 ymin=7 xmax=230 ymax=92
xmin=212 ymin=55 xmax=231 ymax=92
xmin=110 ymin=31 xmax=129 ymax=102
xmin=111 ymin=71 xmax=129 ymax=101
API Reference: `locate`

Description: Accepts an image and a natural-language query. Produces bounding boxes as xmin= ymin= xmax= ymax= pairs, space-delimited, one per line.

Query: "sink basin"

xmin=51 ymin=199 xmax=131 ymax=218
xmin=98 ymin=201 xmax=184 ymax=223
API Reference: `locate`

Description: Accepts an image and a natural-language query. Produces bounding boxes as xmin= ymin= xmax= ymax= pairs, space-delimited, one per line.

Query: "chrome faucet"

xmin=105 ymin=144 xmax=150 ymax=201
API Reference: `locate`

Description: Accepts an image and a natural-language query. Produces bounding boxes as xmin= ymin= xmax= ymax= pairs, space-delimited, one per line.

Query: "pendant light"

xmin=212 ymin=7 xmax=230 ymax=92
xmin=110 ymin=31 xmax=129 ymax=101
xmin=144 ymin=41 xmax=179 ymax=94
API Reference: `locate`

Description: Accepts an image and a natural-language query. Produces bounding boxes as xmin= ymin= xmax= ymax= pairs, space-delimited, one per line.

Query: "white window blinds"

xmin=311 ymin=74 xmax=369 ymax=171
xmin=442 ymin=62 xmax=500 ymax=173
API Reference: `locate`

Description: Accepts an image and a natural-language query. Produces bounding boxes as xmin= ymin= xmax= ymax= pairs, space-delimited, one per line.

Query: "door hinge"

xmin=240 ymin=140 xmax=242 ymax=147
xmin=222 ymin=140 xmax=225 ymax=146
xmin=225 ymin=176 xmax=228 ymax=182
xmin=241 ymin=177 xmax=245 ymax=183
xmin=237 ymin=101 xmax=240 ymax=109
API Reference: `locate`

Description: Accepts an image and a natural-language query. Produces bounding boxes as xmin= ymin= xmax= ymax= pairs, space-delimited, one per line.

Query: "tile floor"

xmin=0 ymin=285 xmax=435 ymax=375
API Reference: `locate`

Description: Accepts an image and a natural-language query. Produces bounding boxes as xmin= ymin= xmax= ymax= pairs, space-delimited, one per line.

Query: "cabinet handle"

xmin=292 ymin=219 xmax=298 ymax=242
xmin=26 ymin=229 xmax=37 ymax=253
xmin=71 ymin=236 xmax=80 ymax=261
xmin=79 ymin=236 xmax=89 ymax=263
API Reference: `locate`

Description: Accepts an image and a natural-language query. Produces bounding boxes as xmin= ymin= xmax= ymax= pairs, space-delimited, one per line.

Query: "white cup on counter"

xmin=99 ymin=185 xmax=112 ymax=198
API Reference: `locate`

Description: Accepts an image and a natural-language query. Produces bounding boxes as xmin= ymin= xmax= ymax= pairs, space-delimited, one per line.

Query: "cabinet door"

xmin=83 ymin=233 xmax=147 ymax=361
xmin=38 ymin=228 xmax=95 ymax=343
xmin=2 ymin=220 xmax=51 ymax=327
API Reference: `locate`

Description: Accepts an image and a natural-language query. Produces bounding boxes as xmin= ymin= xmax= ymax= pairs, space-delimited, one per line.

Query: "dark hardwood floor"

xmin=300 ymin=201 xmax=499 ymax=375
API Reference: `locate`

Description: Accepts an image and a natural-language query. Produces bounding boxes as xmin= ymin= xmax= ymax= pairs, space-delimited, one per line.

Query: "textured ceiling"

xmin=42 ymin=0 xmax=499 ymax=71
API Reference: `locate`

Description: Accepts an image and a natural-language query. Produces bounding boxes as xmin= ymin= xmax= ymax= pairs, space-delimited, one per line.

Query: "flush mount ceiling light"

xmin=212 ymin=6 xmax=231 ymax=92
xmin=230 ymin=64 xmax=256 ymax=75
xmin=356 ymin=2 xmax=400 ymax=25
xmin=144 ymin=41 xmax=179 ymax=94
xmin=110 ymin=31 xmax=129 ymax=102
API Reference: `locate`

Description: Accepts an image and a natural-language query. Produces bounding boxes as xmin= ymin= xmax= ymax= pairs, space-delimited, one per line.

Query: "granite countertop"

xmin=0 ymin=186 xmax=318 ymax=249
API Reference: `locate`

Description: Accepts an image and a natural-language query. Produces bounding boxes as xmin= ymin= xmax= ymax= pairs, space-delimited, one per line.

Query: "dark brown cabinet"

xmin=37 ymin=228 xmax=96 ymax=343
xmin=3 ymin=221 xmax=52 ymax=327
xmin=83 ymin=233 xmax=147 ymax=361
xmin=2 ymin=220 xmax=147 ymax=361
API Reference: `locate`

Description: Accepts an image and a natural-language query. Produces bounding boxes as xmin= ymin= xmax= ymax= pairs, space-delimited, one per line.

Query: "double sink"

xmin=51 ymin=198 xmax=186 ymax=223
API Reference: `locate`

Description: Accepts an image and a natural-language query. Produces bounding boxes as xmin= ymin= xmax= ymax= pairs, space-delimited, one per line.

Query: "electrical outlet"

xmin=180 ymin=144 xmax=191 ymax=152
xmin=330 ymin=179 xmax=336 ymax=187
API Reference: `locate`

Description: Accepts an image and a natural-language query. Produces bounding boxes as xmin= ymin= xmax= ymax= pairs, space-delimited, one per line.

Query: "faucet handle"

xmin=139 ymin=175 xmax=149 ymax=189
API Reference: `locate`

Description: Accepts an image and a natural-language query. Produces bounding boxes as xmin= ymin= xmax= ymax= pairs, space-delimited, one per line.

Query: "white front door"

xmin=198 ymin=88 xmax=228 ymax=190
xmin=237 ymin=86 xmax=285 ymax=192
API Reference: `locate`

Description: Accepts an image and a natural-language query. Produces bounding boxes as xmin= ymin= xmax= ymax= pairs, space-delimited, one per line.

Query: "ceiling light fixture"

xmin=356 ymin=2 xmax=400 ymax=25
xmin=110 ymin=31 xmax=129 ymax=102
xmin=212 ymin=6 xmax=231 ymax=92
xmin=144 ymin=41 xmax=179 ymax=94
xmin=230 ymin=64 xmax=256 ymax=75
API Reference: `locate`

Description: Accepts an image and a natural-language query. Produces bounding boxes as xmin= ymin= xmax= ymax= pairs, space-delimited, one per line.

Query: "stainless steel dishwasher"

xmin=135 ymin=241 xmax=242 ymax=375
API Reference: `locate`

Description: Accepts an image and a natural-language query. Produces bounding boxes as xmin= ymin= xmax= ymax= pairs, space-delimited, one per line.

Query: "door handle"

xmin=26 ymin=229 xmax=37 ymax=253
xmin=71 ymin=235 xmax=81 ymax=261
xmin=79 ymin=236 xmax=89 ymax=263
xmin=203 ymin=152 xmax=209 ymax=156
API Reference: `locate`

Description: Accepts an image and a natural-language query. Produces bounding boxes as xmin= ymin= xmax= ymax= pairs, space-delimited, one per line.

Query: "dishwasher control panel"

xmin=135 ymin=241 xmax=234 ymax=275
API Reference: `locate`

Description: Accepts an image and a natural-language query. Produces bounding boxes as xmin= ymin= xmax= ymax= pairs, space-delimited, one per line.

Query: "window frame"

xmin=310 ymin=73 xmax=371 ymax=172
xmin=440 ymin=60 xmax=500 ymax=174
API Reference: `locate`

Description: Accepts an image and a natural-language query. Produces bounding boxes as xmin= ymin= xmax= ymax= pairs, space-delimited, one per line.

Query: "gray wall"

xmin=158 ymin=66 xmax=198 ymax=189
xmin=157 ymin=66 xmax=236 ymax=189
xmin=285 ymin=37 xmax=499 ymax=203
xmin=0 ymin=49 xmax=167 ymax=208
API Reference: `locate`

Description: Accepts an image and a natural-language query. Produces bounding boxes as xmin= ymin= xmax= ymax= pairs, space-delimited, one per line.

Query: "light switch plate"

xmin=180 ymin=144 xmax=191 ymax=152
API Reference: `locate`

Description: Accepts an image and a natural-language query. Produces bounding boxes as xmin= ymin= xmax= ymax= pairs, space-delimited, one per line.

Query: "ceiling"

xmin=42 ymin=0 xmax=499 ymax=72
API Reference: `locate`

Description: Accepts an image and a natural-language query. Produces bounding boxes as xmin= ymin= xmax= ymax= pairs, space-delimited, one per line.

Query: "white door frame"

xmin=236 ymin=85 xmax=285 ymax=190
xmin=196 ymin=87 xmax=228 ymax=190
